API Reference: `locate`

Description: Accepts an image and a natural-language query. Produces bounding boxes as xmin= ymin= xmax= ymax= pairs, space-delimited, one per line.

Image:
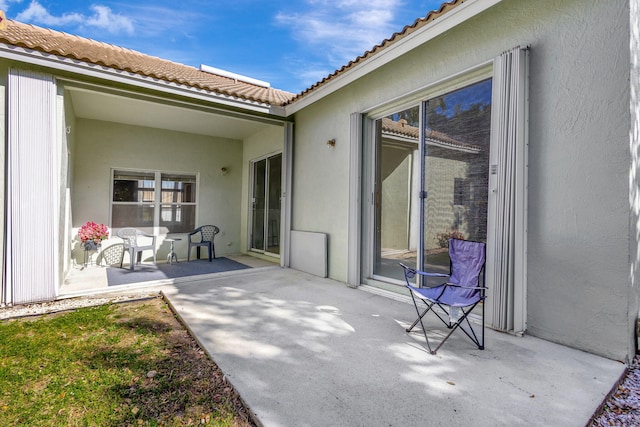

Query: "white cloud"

xmin=15 ymin=1 xmax=83 ymax=26
xmin=85 ymin=5 xmax=134 ymax=35
xmin=15 ymin=1 xmax=134 ymax=35
xmin=275 ymin=0 xmax=404 ymax=67
xmin=113 ymin=4 xmax=202 ymax=38
xmin=0 ymin=0 xmax=22 ymax=14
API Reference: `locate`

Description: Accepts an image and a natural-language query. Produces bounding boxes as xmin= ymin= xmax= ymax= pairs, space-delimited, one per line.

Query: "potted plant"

xmin=78 ymin=221 xmax=109 ymax=251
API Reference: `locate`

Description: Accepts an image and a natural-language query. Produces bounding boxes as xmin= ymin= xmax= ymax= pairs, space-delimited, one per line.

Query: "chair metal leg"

xmin=432 ymin=303 xmax=484 ymax=353
xmin=407 ymin=292 xmax=435 ymax=354
xmin=408 ymin=293 xmax=485 ymax=354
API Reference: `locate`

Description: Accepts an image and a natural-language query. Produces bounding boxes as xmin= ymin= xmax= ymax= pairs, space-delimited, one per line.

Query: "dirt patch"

xmin=107 ymin=297 xmax=257 ymax=426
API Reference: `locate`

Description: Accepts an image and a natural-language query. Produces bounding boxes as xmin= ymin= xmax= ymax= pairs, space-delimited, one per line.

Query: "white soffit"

xmin=285 ymin=0 xmax=504 ymax=115
xmin=68 ymin=89 xmax=272 ymax=140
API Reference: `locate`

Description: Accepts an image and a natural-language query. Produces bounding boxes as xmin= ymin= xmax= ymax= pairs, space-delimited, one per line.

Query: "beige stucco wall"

xmin=631 ymin=0 xmax=640 ymax=364
xmin=71 ymin=118 xmax=244 ymax=264
xmin=292 ymin=103 xmax=351 ymax=278
xmin=381 ymin=150 xmax=412 ymax=252
xmin=241 ymin=125 xmax=285 ymax=255
xmin=292 ymin=0 xmax=633 ymax=361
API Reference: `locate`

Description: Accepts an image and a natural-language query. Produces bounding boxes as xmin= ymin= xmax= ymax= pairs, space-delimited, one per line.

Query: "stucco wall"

xmin=292 ymin=0 xmax=632 ymax=360
xmin=292 ymin=102 xmax=352 ymax=278
xmin=72 ymin=118 xmax=243 ymax=263
xmin=381 ymin=150 xmax=411 ymax=251
xmin=516 ymin=0 xmax=630 ymax=361
xmin=631 ymin=0 xmax=640 ymax=364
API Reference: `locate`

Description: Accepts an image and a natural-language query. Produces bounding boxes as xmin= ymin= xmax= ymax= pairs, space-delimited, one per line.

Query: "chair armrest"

xmin=444 ymin=283 xmax=488 ymax=290
xmin=187 ymin=230 xmax=199 ymax=243
xmin=399 ymin=263 xmax=449 ymax=278
xmin=418 ymin=271 xmax=450 ymax=277
xmin=137 ymin=231 xmax=156 ymax=247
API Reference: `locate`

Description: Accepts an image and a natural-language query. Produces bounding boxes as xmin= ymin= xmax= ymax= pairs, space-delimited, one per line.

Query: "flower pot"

xmin=83 ymin=240 xmax=100 ymax=251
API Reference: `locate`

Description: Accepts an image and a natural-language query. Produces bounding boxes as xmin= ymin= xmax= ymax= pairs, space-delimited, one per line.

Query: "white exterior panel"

xmin=6 ymin=69 xmax=59 ymax=304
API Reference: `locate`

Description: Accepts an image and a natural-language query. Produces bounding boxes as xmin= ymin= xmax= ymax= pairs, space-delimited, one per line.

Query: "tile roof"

xmin=286 ymin=0 xmax=465 ymax=104
xmin=0 ymin=0 xmax=462 ymax=109
xmin=0 ymin=19 xmax=296 ymax=107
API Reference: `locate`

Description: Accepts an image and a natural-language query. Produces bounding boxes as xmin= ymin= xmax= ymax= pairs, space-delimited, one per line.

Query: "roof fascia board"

xmin=61 ymin=79 xmax=291 ymax=127
xmin=0 ymin=44 xmax=287 ymax=117
xmin=285 ymin=0 xmax=504 ymax=115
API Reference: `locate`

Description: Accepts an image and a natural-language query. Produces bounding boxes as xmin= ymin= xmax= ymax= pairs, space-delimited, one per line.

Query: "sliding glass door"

xmin=421 ymin=79 xmax=492 ymax=275
xmin=373 ymin=107 xmax=420 ymax=281
xmin=371 ymin=78 xmax=492 ymax=284
xmin=250 ymin=153 xmax=282 ymax=256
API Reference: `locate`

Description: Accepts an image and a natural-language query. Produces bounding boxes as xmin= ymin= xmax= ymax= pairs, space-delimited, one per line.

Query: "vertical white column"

xmin=347 ymin=113 xmax=363 ymax=287
xmin=6 ymin=69 xmax=59 ymax=304
xmin=487 ymin=47 xmax=529 ymax=333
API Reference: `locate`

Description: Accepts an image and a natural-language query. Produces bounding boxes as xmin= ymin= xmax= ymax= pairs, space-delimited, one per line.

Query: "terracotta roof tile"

xmin=0 ymin=19 xmax=296 ymax=107
xmin=287 ymin=0 xmax=465 ymax=104
xmin=0 ymin=1 xmax=462 ymax=108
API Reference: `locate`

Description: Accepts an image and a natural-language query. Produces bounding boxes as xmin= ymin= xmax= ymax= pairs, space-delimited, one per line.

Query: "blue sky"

xmin=1 ymin=0 xmax=445 ymax=93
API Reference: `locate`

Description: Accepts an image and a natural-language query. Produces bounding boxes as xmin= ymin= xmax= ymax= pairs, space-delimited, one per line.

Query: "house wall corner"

xmin=628 ymin=0 xmax=640 ymax=364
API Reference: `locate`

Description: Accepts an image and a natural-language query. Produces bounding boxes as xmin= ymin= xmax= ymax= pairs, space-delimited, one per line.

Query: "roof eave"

xmin=0 ymin=43 xmax=287 ymax=117
xmin=284 ymin=0 xmax=504 ymax=116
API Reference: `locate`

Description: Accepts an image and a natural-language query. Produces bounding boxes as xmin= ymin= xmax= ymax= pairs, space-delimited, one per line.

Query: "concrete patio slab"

xmin=161 ymin=268 xmax=624 ymax=427
xmin=60 ymin=253 xmax=278 ymax=296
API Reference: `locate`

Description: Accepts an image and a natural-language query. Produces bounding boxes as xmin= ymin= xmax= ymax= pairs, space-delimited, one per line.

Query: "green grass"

xmin=0 ymin=298 xmax=254 ymax=426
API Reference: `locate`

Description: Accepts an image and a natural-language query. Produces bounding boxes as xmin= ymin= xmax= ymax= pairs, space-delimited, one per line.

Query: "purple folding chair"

xmin=400 ymin=238 xmax=487 ymax=354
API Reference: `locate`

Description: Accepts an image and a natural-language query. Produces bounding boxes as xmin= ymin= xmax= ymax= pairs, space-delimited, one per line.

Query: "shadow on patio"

xmin=161 ymin=268 xmax=625 ymax=427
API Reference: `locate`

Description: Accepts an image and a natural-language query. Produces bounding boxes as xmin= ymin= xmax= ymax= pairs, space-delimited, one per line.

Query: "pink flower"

xmin=78 ymin=221 xmax=109 ymax=243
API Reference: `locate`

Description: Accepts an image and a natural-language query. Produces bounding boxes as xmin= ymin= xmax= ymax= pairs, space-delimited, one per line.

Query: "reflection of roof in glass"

xmin=381 ymin=117 xmax=480 ymax=154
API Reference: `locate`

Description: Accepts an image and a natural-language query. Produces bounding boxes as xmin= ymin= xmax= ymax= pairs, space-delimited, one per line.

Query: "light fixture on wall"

xmin=326 ymin=138 xmax=336 ymax=148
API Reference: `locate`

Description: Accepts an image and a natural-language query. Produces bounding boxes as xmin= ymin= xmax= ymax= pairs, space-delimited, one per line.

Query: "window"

xmin=160 ymin=174 xmax=196 ymax=232
xmin=112 ymin=170 xmax=197 ymax=233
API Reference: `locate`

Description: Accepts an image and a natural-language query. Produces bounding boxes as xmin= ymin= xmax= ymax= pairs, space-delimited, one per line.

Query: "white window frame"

xmin=110 ymin=168 xmax=199 ymax=234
